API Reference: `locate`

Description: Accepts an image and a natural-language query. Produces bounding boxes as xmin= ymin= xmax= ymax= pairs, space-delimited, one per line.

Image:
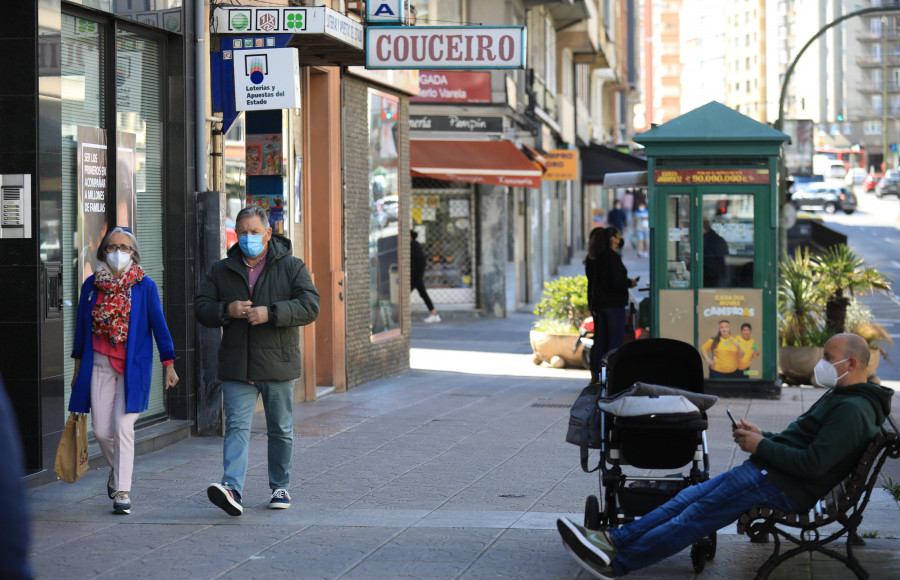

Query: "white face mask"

xmin=107 ymin=250 xmax=132 ymax=273
xmin=813 ymin=358 xmax=848 ymax=389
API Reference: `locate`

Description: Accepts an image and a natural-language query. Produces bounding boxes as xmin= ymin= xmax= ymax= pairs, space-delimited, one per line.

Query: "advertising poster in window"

xmin=116 ymin=131 xmax=136 ymax=230
xmin=245 ymin=193 xmax=285 ymax=234
xmin=697 ymin=289 xmax=763 ymax=380
xmin=246 ymin=133 xmax=283 ymax=176
xmin=78 ymin=126 xmax=109 ymax=283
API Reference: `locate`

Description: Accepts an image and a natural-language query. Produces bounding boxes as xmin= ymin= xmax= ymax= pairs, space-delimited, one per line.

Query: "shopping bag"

xmin=565 ymin=383 xmax=604 ymax=472
xmin=54 ymin=412 xmax=89 ymax=483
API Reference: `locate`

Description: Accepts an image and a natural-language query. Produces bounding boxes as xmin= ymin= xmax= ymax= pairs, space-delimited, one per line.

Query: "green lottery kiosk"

xmin=633 ymin=102 xmax=789 ymax=398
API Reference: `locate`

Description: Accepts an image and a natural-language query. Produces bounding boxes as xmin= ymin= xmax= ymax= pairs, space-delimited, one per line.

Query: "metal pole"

xmin=883 ymin=16 xmax=890 ymax=172
xmin=195 ymin=0 xmax=207 ymax=193
xmin=776 ymin=5 xmax=900 ymax=132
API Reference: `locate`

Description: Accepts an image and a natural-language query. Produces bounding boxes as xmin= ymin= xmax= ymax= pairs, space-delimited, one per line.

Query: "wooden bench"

xmin=736 ymin=416 xmax=900 ymax=580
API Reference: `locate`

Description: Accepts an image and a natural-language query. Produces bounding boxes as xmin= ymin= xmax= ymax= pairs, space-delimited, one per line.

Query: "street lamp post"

xmin=883 ymin=16 xmax=890 ymax=172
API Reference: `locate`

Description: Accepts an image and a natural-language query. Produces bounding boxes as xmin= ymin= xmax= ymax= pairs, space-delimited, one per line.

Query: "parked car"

xmin=826 ymin=162 xmax=847 ymax=180
xmin=845 ymin=167 xmax=867 ymax=186
xmin=791 ymin=185 xmax=857 ymax=214
xmin=863 ymin=172 xmax=883 ymax=192
xmin=875 ymin=170 xmax=900 ymax=198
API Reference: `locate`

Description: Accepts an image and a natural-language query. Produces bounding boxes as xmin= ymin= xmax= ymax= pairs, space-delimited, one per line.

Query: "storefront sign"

xmin=233 ymin=48 xmax=301 ymax=111
xmin=213 ymin=7 xmax=364 ymax=50
xmin=543 ymin=149 xmax=579 ymax=180
xmin=366 ymin=26 xmax=526 ymax=69
xmin=697 ymin=289 xmax=764 ymax=379
xmin=366 ymin=0 xmax=404 ymax=24
xmin=410 ymin=71 xmax=492 ymax=103
xmin=409 ymin=115 xmax=503 ymax=132
xmin=653 ymin=168 xmax=770 ymax=185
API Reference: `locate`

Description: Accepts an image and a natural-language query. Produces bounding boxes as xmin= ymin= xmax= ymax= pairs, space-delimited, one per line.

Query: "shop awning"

xmin=581 ymin=144 xmax=647 ymax=185
xmin=410 ymin=140 xmax=543 ymax=189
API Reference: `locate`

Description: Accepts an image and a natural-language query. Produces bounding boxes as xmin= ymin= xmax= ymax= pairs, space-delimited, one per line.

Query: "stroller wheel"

xmin=706 ymin=532 xmax=717 ymax=560
xmin=690 ymin=544 xmax=707 ymax=573
xmin=584 ymin=495 xmax=601 ymax=530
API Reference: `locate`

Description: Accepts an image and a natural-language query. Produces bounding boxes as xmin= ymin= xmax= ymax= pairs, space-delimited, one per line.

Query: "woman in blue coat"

xmin=69 ymin=226 xmax=178 ymax=514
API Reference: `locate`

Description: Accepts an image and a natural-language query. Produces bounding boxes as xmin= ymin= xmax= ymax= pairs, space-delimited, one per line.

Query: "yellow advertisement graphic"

xmin=697 ymin=289 xmax=763 ymax=380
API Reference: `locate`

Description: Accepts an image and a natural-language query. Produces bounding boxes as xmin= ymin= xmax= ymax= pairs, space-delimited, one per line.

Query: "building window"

xmin=865 ymin=120 xmax=883 ymax=134
xmin=873 ymin=94 xmax=884 ymax=114
xmin=368 ymin=90 xmax=401 ymax=335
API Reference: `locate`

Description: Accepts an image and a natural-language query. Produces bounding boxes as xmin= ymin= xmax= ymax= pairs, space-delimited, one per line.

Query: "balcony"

xmin=856 ymin=55 xmax=900 ymax=67
xmin=856 ymin=30 xmax=900 ymax=43
xmin=857 ymin=82 xmax=900 ymax=93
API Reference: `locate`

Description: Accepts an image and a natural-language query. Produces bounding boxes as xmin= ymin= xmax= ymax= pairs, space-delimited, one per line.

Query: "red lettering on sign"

xmin=428 ymin=35 xmax=443 ymax=60
xmin=395 ymin=36 xmax=409 ymax=61
xmin=376 ymin=35 xmax=391 ymax=60
xmin=410 ymin=35 xmax=426 ymax=62
xmin=447 ymin=35 xmax=462 ymax=61
xmin=499 ymin=35 xmax=514 ymax=61
xmin=477 ymin=35 xmax=495 ymax=61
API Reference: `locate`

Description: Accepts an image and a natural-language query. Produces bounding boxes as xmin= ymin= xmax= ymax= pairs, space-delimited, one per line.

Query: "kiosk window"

xmin=665 ymin=194 xmax=691 ymax=288
xmin=702 ymin=194 xmax=754 ymax=288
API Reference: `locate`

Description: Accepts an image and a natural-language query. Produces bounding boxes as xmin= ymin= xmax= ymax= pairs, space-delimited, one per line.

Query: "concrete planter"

xmin=778 ymin=346 xmax=823 ymax=385
xmin=530 ymin=330 xmax=583 ymax=368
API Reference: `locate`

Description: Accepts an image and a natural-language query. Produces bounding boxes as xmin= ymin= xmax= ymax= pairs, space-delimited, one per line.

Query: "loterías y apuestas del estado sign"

xmin=366 ymin=26 xmax=526 ymax=70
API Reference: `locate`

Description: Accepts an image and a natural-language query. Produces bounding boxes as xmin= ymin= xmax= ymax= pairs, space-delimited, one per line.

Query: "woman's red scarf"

xmin=91 ymin=264 xmax=145 ymax=345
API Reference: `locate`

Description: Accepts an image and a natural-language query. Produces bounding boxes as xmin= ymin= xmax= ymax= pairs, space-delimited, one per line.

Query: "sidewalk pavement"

xmin=29 ymin=255 xmax=900 ymax=579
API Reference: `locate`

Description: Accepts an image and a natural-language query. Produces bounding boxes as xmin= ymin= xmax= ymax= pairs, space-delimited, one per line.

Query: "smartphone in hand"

xmin=727 ymin=409 xmax=738 ymax=429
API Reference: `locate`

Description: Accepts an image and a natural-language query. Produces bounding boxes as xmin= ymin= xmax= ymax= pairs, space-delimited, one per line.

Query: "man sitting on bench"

xmin=557 ymin=333 xmax=893 ymax=579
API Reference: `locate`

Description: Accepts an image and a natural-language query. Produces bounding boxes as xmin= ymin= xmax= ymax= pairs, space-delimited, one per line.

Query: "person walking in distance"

xmin=69 ymin=226 xmax=179 ymax=515
xmin=196 ymin=206 xmax=320 ymax=516
xmin=410 ymin=230 xmax=441 ymax=323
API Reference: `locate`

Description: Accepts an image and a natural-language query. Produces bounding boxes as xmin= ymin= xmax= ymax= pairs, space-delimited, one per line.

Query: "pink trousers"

xmin=90 ymin=353 xmax=139 ymax=492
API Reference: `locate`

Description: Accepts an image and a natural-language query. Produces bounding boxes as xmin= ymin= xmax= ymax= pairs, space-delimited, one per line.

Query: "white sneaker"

xmin=424 ymin=314 xmax=441 ymax=323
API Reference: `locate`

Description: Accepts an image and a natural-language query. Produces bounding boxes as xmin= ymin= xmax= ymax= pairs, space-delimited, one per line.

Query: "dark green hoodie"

xmin=751 ymin=382 xmax=894 ymax=509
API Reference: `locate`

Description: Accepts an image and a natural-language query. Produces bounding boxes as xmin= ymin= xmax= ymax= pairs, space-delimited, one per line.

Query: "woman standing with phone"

xmin=585 ymin=226 xmax=639 ymax=383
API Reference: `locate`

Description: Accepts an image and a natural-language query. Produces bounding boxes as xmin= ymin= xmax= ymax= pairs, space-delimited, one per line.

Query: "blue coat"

xmin=69 ymin=274 xmax=176 ymax=414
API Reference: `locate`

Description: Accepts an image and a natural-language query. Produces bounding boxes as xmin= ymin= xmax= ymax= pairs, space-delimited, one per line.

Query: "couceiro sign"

xmin=366 ymin=26 xmax=526 ymax=70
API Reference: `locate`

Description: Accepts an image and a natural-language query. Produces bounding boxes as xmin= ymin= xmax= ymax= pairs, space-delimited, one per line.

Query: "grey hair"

xmin=236 ymin=206 xmax=269 ymax=227
xmin=97 ymin=226 xmax=141 ymax=265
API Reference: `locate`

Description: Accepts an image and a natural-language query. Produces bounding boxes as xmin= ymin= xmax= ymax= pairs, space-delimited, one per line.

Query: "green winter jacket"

xmin=196 ymin=234 xmax=320 ymax=382
xmin=751 ymin=381 xmax=894 ymax=509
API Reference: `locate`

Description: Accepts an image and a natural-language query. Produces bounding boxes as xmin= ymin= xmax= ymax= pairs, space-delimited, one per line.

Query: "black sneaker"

xmin=113 ymin=491 xmax=131 ymax=515
xmin=207 ymin=483 xmax=243 ymax=516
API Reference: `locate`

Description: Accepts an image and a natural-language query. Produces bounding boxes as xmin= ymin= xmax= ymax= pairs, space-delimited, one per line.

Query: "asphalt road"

xmin=808 ymin=181 xmax=900 ymax=383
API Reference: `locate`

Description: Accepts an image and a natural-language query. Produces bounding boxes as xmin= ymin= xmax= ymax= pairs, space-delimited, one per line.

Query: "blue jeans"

xmin=609 ymin=460 xmax=803 ymax=575
xmin=221 ymin=379 xmax=294 ymax=495
xmin=590 ymin=307 xmax=627 ymax=381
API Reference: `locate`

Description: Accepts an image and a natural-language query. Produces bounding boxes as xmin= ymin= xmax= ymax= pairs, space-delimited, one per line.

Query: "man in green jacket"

xmin=197 ymin=206 xmax=320 ymax=516
xmin=558 ymin=333 xmax=893 ymax=579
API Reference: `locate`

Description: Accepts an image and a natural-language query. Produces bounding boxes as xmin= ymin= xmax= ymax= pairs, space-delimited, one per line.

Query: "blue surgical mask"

xmin=238 ymin=234 xmax=266 ymax=258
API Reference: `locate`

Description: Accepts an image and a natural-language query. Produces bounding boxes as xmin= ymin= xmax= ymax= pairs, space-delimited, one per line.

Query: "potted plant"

xmin=845 ymin=298 xmax=893 ymax=379
xmin=777 ymin=247 xmax=829 ymax=384
xmin=531 ymin=275 xmax=590 ymax=368
xmin=811 ymin=244 xmax=891 ymax=335
xmin=778 ymin=245 xmax=893 ymax=385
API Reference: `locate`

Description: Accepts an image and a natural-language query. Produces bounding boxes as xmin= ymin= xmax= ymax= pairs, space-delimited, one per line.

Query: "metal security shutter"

xmin=61 ymin=14 xmax=107 ymax=416
xmin=117 ymin=28 xmax=166 ymax=420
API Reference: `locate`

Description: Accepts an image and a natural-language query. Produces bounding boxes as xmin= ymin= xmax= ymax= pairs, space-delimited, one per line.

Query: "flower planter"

xmin=778 ymin=346 xmax=823 ymax=386
xmin=867 ymin=347 xmax=881 ymax=379
xmin=530 ymin=330 xmax=584 ymax=368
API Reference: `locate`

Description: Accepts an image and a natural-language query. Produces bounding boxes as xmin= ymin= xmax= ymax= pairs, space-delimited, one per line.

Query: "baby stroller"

xmin=582 ymin=337 xmax=718 ymax=572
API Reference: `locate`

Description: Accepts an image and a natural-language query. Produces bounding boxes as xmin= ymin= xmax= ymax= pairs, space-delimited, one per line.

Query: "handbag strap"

xmin=579 ymin=417 xmax=601 ymax=473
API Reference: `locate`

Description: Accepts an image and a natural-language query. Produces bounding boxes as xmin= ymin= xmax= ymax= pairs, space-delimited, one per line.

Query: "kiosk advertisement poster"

xmin=246 ymin=133 xmax=283 ymax=176
xmin=78 ymin=126 xmax=109 ymax=284
xmin=697 ymin=289 xmax=763 ymax=380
